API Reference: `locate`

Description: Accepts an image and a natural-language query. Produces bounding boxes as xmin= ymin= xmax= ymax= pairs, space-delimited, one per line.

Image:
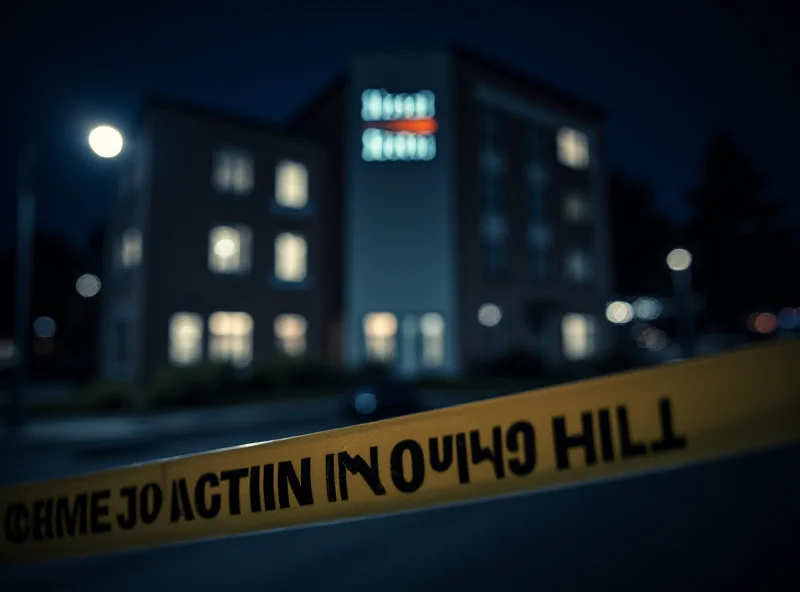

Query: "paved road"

xmin=1 ymin=422 xmax=798 ymax=592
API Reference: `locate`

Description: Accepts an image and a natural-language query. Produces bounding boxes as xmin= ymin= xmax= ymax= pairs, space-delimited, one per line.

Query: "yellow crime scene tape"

xmin=1 ymin=341 xmax=799 ymax=565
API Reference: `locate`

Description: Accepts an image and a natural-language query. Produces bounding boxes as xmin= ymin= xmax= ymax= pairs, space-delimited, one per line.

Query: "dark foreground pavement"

xmin=1 ymin=422 xmax=798 ymax=592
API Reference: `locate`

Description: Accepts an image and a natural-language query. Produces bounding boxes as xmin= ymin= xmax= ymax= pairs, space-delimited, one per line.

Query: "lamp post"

xmin=666 ymin=248 xmax=694 ymax=358
xmin=7 ymin=125 xmax=123 ymax=431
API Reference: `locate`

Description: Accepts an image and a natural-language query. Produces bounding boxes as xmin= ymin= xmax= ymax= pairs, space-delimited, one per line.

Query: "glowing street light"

xmin=88 ymin=125 xmax=124 ymax=158
xmin=666 ymin=248 xmax=694 ymax=358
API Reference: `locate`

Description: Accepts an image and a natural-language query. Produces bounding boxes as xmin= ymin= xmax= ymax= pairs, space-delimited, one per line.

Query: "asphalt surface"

xmin=1 ymin=419 xmax=798 ymax=592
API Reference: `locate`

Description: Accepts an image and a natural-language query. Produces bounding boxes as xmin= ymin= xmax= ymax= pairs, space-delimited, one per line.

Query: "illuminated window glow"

xmin=274 ymin=314 xmax=307 ymax=356
xmin=208 ymin=312 xmax=253 ymax=367
xmin=121 ymin=228 xmax=142 ymax=269
xmin=275 ymin=160 xmax=308 ymax=209
xmin=169 ymin=313 xmax=203 ymax=366
xmin=557 ymin=128 xmax=590 ymax=170
xmin=363 ymin=313 xmax=397 ymax=362
xmin=209 ymin=226 xmax=252 ymax=274
xmin=274 ymin=232 xmax=307 ymax=282
xmin=420 ymin=313 xmax=445 ymax=369
xmin=213 ymin=149 xmax=253 ymax=195
xmin=562 ymin=314 xmax=596 ymax=360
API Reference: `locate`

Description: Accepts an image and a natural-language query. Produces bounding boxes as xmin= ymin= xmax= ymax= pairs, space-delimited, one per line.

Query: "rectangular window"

xmin=208 ymin=312 xmax=253 ymax=367
xmin=363 ymin=312 xmax=397 ymax=363
xmin=525 ymin=126 xmax=551 ymax=280
xmin=563 ymin=192 xmax=590 ymax=223
xmin=169 ymin=313 xmax=203 ymax=365
xmin=561 ymin=313 xmax=596 ymax=360
xmin=420 ymin=313 xmax=445 ymax=369
xmin=209 ymin=225 xmax=252 ymax=274
xmin=275 ymin=160 xmax=309 ymax=209
xmin=212 ymin=148 xmax=254 ymax=195
xmin=274 ymin=232 xmax=307 ymax=283
xmin=274 ymin=314 xmax=307 ymax=356
xmin=480 ymin=109 xmax=508 ymax=277
xmin=557 ymin=127 xmax=590 ymax=170
xmin=121 ymin=228 xmax=142 ymax=269
xmin=564 ymin=248 xmax=593 ymax=283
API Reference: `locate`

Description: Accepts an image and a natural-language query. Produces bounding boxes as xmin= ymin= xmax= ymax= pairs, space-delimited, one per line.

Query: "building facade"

xmin=101 ymin=101 xmax=331 ymax=383
xmin=102 ymin=46 xmax=614 ymax=383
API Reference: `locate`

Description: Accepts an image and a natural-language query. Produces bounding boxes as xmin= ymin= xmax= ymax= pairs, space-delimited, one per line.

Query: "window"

xmin=561 ymin=314 xmax=596 ymax=360
xmin=274 ymin=232 xmax=307 ymax=282
xmin=565 ymin=249 xmax=592 ymax=283
xmin=274 ymin=314 xmax=307 ymax=357
xmin=209 ymin=225 xmax=252 ymax=274
xmin=563 ymin=192 xmax=590 ymax=223
xmin=169 ymin=313 xmax=203 ymax=366
xmin=363 ymin=313 xmax=397 ymax=362
xmin=208 ymin=312 xmax=253 ymax=367
xmin=557 ymin=127 xmax=590 ymax=170
xmin=212 ymin=148 xmax=254 ymax=195
xmin=420 ymin=313 xmax=445 ymax=369
xmin=275 ymin=161 xmax=309 ymax=209
xmin=121 ymin=228 xmax=142 ymax=269
xmin=483 ymin=214 xmax=509 ymax=276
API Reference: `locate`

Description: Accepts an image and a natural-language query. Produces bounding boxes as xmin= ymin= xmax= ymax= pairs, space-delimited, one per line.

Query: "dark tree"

xmin=608 ymin=171 xmax=674 ymax=296
xmin=686 ymin=127 xmax=799 ymax=331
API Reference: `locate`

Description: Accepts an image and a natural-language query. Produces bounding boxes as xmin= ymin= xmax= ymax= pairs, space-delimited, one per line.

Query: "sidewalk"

xmin=0 ymin=389 xmax=500 ymax=450
xmin=0 ymin=396 xmax=343 ymax=450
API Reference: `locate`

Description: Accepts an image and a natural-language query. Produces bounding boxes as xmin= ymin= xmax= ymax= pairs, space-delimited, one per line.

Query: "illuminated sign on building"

xmin=361 ymin=89 xmax=437 ymax=162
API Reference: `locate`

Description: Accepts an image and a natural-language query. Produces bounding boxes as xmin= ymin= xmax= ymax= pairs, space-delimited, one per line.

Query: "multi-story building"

xmin=101 ymin=45 xmax=614 ymax=384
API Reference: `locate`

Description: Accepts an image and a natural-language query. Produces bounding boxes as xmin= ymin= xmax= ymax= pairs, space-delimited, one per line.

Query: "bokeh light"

xmin=88 ymin=125 xmax=124 ymax=158
xmin=478 ymin=303 xmax=502 ymax=327
xmin=33 ymin=316 xmax=56 ymax=339
xmin=605 ymin=301 xmax=634 ymax=324
xmin=76 ymin=273 xmax=102 ymax=298
xmin=666 ymin=248 xmax=692 ymax=271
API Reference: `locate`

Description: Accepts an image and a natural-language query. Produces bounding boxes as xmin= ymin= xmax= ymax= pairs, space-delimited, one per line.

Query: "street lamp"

xmin=88 ymin=125 xmax=124 ymax=158
xmin=8 ymin=125 xmax=124 ymax=430
xmin=666 ymin=248 xmax=694 ymax=358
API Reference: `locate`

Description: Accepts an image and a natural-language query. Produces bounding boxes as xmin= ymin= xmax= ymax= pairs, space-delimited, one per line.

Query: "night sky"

xmin=3 ymin=0 xmax=797 ymax=249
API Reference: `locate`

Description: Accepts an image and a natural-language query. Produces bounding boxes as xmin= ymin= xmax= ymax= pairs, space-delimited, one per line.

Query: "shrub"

xmin=147 ymin=362 xmax=240 ymax=409
xmin=76 ymin=380 xmax=135 ymax=412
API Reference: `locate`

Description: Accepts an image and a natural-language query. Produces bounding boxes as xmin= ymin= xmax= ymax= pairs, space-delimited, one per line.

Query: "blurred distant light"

xmin=478 ymin=303 xmax=502 ymax=327
xmin=33 ymin=316 xmax=56 ymax=339
xmin=76 ymin=273 xmax=101 ymax=298
xmin=630 ymin=323 xmax=650 ymax=341
xmin=605 ymin=301 xmax=634 ymax=324
xmin=751 ymin=312 xmax=777 ymax=334
xmin=636 ymin=327 xmax=666 ymax=351
xmin=666 ymin=248 xmax=692 ymax=271
xmin=0 ymin=340 xmax=15 ymax=361
xmin=776 ymin=307 xmax=795 ymax=330
xmin=633 ymin=297 xmax=662 ymax=321
xmin=88 ymin=125 xmax=124 ymax=158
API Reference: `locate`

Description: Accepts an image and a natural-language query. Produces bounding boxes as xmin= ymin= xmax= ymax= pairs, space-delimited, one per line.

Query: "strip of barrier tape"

xmin=2 ymin=341 xmax=799 ymax=565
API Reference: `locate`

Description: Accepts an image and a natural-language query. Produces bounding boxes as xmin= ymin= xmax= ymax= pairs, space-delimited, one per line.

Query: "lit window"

xmin=121 ymin=228 xmax=142 ymax=269
xmin=208 ymin=312 xmax=253 ymax=367
xmin=275 ymin=161 xmax=309 ymax=209
xmin=557 ymin=128 xmax=590 ymax=170
xmin=274 ymin=314 xmax=307 ymax=357
xmin=212 ymin=149 xmax=254 ymax=195
xmin=563 ymin=193 xmax=590 ymax=223
xmin=561 ymin=313 xmax=596 ymax=360
xmin=363 ymin=313 xmax=397 ymax=362
xmin=274 ymin=232 xmax=307 ymax=282
xmin=565 ymin=249 xmax=592 ymax=283
xmin=420 ymin=313 xmax=445 ymax=369
xmin=209 ymin=226 xmax=251 ymax=274
xmin=169 ymin=313 xmax=203 ymax=366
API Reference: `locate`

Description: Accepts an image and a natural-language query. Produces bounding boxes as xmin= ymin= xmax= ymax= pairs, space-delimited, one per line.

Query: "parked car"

xmin=343 ymin=379 xmax=422 ymax=421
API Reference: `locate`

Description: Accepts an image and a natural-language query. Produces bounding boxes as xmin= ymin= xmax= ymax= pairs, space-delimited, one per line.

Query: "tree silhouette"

xmin=608 ymin=171 xmax=673 ymax=297
xmin=686 ymin=126 xmax=798 ymax=331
